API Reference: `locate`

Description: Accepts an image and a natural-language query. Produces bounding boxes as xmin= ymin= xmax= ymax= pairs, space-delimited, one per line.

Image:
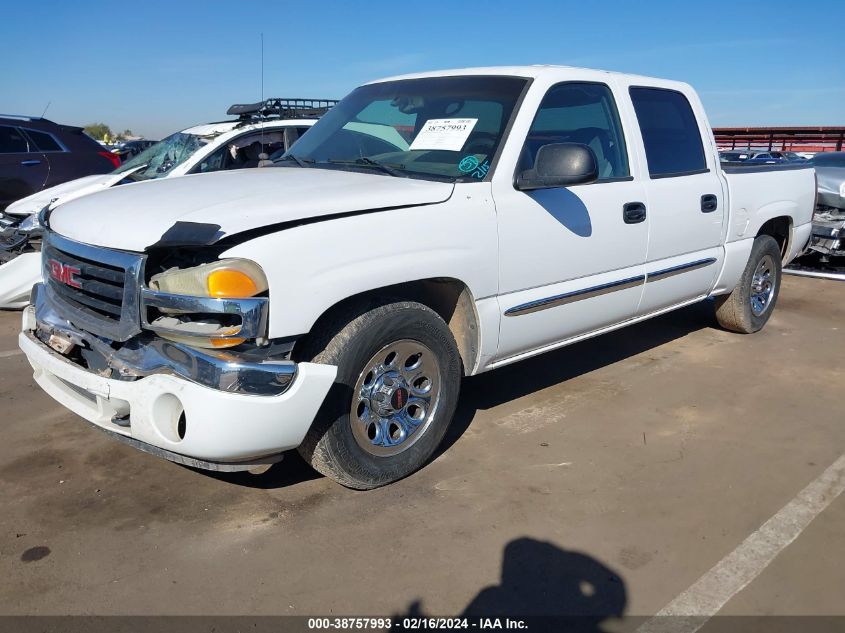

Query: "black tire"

xmin=296 ymin=300 xmax=462 ymax=490
xmin=715 ymin=235 xmax=782 ymax=334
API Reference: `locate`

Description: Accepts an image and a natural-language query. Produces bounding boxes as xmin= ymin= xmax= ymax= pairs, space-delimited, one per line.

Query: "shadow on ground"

xmin=396 ymin=537 xmax=627 ymax=632
xmin=437 ymin=299 xmax=716 ymax=456
xmin=215 ymin=299 xmax=716 ymax=489
xmin=201 ymin=451 xmax=322 ymax=489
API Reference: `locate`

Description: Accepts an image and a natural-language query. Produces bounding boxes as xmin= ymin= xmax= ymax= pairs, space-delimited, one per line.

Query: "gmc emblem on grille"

xmin=47 ymin=259 xmax=82 ymax=289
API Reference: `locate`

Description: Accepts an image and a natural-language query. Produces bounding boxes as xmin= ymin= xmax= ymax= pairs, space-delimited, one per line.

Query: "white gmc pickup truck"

xmin=20 ymin=66 xmax=815 ymax=489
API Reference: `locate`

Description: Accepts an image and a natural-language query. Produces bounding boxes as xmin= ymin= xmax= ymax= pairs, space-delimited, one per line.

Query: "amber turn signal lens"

xmin=210 ymin=337 xmax=246 ymax=348
xmin=207 ymin=269 xmax=259 ymax=298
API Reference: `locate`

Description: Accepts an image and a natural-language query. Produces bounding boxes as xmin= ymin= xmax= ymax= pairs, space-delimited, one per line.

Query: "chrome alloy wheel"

xmin=750 ymin=254 xmax=777 ymax=317
xmin=351 ymin=339 xmax=442 ymax=457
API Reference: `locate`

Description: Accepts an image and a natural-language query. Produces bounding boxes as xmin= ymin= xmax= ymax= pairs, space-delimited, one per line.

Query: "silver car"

xmin=807 ymin=152 xmax=845 ymax=259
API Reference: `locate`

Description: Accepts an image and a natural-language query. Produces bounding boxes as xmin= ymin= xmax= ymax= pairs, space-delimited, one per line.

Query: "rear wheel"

xmin=715 ymin=235 xmax=782 ymax=334
xmin=297 ymin=300 xmax=461 ymax=489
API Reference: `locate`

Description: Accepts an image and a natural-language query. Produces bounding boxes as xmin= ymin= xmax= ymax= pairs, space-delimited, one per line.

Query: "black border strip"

xmin=722 ymin=163 xmax=814 ymax=174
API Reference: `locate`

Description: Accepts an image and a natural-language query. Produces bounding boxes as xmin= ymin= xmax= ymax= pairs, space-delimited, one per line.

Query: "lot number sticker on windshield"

xmin=409 ymin=118 xmax=478 ymax=151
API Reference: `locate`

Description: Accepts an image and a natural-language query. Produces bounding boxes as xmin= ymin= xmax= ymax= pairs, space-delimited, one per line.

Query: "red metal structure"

xmin=713 ymin=126 xmax=845 ymax=153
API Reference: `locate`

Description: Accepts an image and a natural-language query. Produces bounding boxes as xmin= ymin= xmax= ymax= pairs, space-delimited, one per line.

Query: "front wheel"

xmin=715 ymin=234 xmax=782 ymax=334
xmin=296 ymin=300 xmax=462 ymax=489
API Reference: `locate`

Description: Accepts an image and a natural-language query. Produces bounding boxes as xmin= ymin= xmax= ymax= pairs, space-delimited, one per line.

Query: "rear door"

xmin=22 ymin=127 xmax=71 ymax=188
xmin=0 ymin=125 xmax=48 ymax=209
xmin=626 ymin=85 xmax=725 ymax=313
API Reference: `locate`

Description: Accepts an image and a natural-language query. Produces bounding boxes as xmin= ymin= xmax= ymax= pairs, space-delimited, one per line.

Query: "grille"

xmin=42 ymin=232 xmax=145 ymax=342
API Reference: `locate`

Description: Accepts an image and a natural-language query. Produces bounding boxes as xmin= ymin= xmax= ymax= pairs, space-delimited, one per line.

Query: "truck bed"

xmin=722 ymin=163 xmax=816 ymax=250
xmin=721 ymin=162 xmax=814 ymax=174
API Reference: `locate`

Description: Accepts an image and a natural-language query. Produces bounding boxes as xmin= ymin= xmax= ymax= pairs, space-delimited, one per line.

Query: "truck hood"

xmin=3 ymin=168 xmax=145 ymax=217
xmin=48 ymin=168 xmax=454 ymax=251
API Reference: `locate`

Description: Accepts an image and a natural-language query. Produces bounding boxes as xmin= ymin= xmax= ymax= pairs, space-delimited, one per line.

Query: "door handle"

xmin=20 ymin=160 xmax=41 ymax=167
xmin=623 ymin=202 xmax=647 ymax=224
xmin=701 ymin=194 xmax=718 ymax=213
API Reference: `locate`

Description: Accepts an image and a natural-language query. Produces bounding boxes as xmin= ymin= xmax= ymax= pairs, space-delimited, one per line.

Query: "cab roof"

xmin=368 ymin=65 xmax=691 ymax=91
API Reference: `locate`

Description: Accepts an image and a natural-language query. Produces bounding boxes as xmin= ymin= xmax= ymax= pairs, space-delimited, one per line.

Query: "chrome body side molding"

xmin=504 ymin=257 xmax=717 ymax=317
xmin=645 ymin=257 xmax=717 ymax=283
xmin=504 ymin=275 xmax=645 ymax=317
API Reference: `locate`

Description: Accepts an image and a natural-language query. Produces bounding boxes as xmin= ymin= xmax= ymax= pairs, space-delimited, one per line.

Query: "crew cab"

xmin=19 ymin=66 xmax=815 ymax=489
xmin=0 ymin=98 xmax=333 ymax=308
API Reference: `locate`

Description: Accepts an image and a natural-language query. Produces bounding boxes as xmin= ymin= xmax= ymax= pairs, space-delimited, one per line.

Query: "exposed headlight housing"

xmin=143 ymin=259 xmax=269 ymax=349
xmin=149 ymin=259 xmax=268 ymax=298
xmin=18 ymin=213 xmax=42 ymax=233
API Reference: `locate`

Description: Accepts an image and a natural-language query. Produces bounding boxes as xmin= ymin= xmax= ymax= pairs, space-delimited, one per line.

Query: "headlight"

xmin=839 ymin=182 xmax=845 ymax=198
xmin=149 ymin=259 xmax=268 ymax=298
xmin=144 ymin=259 xmax=269 ymax=349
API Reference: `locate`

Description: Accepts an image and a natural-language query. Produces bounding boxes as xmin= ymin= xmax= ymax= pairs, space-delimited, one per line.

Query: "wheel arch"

xmin=755 ymin=215 xmax=792 ymax=261
xmin=293 ymin=277 xmax=481 ymax=376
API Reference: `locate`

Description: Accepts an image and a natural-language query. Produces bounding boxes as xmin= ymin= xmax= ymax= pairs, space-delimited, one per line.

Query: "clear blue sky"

xmin=3 ymin=0 xmax=843 ymax=139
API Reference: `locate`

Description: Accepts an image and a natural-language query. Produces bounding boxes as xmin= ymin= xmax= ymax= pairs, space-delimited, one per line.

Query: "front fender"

xmin=220 ymin=183 xmax=498 ymax=339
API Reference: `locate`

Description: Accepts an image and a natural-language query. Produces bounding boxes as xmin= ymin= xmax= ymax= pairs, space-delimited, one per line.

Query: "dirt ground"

xmin=1 ymin=275 xmax=843 ymax=623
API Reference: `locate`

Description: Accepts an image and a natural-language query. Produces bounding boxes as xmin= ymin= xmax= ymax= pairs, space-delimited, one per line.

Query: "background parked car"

xmin=795 ymin=152 xmax=845 ymax=262
xmin=719 ymin=150 xmax=753 ymax=162
xmin=112 ymin=139 xmax=157 ymax=163
xmin=811 ymin=152 xmax=845 ymax=208
xmin=720 ymin=150 xmax=809 ymax=165
xmin=0 ymin=116 xmax=118 ymax=210
xmin=0 ymin=97 xmax=335 ymax=309
xmin=747 ymin=151 xmax=809 ymax=164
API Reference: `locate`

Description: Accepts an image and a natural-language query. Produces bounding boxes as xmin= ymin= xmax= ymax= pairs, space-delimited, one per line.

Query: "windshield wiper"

xmin=326 ymin=157 xmax=408 ymax=178
xmin=275 ymin=154 xmax=314 ymax=168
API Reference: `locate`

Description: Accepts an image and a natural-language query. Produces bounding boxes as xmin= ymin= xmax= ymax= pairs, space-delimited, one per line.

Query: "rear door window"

xmin=629 ymin=87 xmax=707 ymax=178
xmin=0 ymin=126 xmax=31 ymax=153
xmin=24 ymin=129 xmax=64 ymax=152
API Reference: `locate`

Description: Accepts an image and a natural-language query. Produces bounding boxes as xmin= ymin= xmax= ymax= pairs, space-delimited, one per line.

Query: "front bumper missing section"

xmin=20 ymin=285 xmax=338 ymax=471
xmin=31 ymin=282 xmax=294 ymax=395
xmin=807 ymin=208 xmax=845 ymax=259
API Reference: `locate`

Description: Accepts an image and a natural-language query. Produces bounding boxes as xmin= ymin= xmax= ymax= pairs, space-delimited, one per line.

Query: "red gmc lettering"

xmin=48 ymin=259 xmax=82 ymax=289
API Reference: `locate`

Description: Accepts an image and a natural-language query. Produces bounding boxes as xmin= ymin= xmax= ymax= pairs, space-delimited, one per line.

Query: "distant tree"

xmin=84 ymin=123 xmax=112 ymax=141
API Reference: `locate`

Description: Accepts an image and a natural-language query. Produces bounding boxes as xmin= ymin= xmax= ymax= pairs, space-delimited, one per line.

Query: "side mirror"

xmin=515 ymin=143 xmax=598 ymax=191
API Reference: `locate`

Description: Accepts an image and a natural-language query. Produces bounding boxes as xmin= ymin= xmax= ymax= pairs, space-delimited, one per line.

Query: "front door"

xmin=493 ymin=81 xmax=649 ymax=362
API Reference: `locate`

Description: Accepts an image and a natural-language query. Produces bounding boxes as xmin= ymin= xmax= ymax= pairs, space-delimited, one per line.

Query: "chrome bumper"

xmin=28 ymin=282 xmax=296 ymax=396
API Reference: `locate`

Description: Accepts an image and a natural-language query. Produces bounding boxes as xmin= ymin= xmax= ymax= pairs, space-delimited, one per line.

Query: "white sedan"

xmin=0 ymin=100 xmax=328 ymax=308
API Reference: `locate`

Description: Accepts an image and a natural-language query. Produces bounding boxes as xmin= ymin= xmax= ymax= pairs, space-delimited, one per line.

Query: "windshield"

xmin=811 ymin=152 xmax=845 ymax=168
xmin=720 ymin=152 xmax=749 ymax=161
xmin=115 ymin=132 xmax=210 ymax=180
xmin=278 ymin=76 xmax=528 ymax=181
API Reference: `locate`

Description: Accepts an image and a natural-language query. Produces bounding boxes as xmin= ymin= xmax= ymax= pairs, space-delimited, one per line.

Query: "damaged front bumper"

xmin=0 ymin=223 xmax=42 ymax=309
xmin=806 ymin=207 xmax=845 ymax=259
xmin=20 ymin=284 xmax=338 ymax=470
xmin=0 ymin=252 xmax=41 ymax=309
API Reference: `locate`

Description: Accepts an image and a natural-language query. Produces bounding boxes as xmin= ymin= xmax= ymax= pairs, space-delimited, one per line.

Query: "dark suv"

xmin=0 ymin=116 xmax=119 ymax=210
